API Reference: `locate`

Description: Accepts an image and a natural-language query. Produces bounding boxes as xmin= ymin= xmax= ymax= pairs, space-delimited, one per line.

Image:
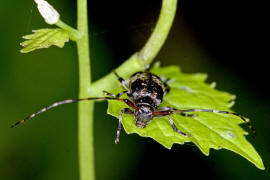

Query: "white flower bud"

xmin=34 ymin=0 xmax=60 ymax=24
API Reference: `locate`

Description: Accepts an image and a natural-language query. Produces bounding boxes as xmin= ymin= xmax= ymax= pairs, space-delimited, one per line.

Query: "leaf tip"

xmin=20 ymin=49 xmax=27 ymax=53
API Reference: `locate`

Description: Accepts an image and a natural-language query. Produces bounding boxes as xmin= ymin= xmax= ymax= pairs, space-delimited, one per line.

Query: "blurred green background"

xmin=1 ymin=0 xmax=269 ymax=180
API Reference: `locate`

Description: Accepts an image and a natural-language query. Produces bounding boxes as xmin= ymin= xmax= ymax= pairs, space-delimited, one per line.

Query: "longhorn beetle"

xmin=11 ymin=70 xmax=256 ymax=144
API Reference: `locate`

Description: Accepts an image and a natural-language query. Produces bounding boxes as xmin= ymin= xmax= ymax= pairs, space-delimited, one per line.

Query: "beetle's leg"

xmin=113 ymin=70 xmax=130 ymax=91
xmin=152 ymin=107 xmax=190 ymax=137
xmin=167 ymin=115 xmax=190 ymax=137
xmin=159 ymin=76 xmax=172 ymax=95
xmin=11 ymin=97 xmax=138 ymax=128
xmin=115 ymin=108 xmax=134 ymax=144
xmin=103 ymin=90 xmax=128 ymax=98
xmin=163 ymin=81 xmax=171 ymax=95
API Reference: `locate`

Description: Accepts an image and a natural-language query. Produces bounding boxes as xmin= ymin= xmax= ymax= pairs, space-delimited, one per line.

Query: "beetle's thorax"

xmin=129 ymin=72 xmax=165 ymax=109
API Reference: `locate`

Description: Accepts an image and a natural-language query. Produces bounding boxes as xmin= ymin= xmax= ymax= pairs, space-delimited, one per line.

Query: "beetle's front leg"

xmin=115 ymin=108 xmax=134 ymax=144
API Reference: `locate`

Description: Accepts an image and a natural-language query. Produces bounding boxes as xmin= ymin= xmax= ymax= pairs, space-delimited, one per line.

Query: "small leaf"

xmin=107 ymin=64 xmax=265 ymax=170
xmin=20 ymin=28 xmax=69 ymax=53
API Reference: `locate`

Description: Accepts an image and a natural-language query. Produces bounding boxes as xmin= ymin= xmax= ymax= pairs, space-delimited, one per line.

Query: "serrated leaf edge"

xmin=20 ymin=29 xmax=69 ymax=53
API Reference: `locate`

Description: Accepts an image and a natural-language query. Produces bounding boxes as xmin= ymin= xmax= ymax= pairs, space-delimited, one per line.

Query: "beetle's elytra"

xmin=11 ymin=70 xmax=256 ymax=144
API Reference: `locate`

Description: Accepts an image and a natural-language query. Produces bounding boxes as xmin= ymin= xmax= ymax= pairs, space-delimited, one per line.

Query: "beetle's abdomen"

xmin=129 ymin=72 xmax=165 ymax=108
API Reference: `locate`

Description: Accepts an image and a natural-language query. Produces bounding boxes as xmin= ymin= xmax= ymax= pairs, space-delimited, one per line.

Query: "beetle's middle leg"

xmin=160 ymin=76 xmax=172 ymax=95
xmin=153 ymin=107 xmax=192 ymax=137
xmin=103 ymin=90 xmax=128 ymax=98
xmin=113 ymin=70 xmax=130 ymax=91
xmin=163 ymin=81 xmax=171 ymax=95
xmin=167 ymin=115 xmax=190 ymax=137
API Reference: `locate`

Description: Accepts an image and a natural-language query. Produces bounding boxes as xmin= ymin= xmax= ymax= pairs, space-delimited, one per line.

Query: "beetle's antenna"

xmin=10 ymin=97 xmax=134 ymax=128
xmin=176 ymin=109 xmax=256 ymax=137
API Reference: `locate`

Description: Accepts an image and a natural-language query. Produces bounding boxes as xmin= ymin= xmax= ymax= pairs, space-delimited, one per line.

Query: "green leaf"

xmin=20 ymin=28 xmax=69 ymax=53
xmin=107 ymin=64 xmax=264 ymax=170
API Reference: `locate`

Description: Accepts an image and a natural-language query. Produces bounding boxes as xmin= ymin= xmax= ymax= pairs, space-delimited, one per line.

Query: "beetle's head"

xmin=135 ymin=105 xmax=153 ymax=128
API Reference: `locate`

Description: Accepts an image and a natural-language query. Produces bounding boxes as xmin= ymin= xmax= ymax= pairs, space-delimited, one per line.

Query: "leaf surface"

xmin=20 ymin=28 xmax=69 ymax=53
xmin=107 ymin=65 xmax=264 ymax=170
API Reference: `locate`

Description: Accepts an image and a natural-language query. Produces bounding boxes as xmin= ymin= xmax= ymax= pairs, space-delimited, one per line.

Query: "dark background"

xmin=0 ymin=0 xmax=269 ymax=180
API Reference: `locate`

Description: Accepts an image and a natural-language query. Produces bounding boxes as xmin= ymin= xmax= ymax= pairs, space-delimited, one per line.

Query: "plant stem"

xmin=75 ymin=0 xmax=177 ymax=179
xmin=91 ymin=0 xmax=178 ymax=96
xmin=139 ymin=0 xmax=178 ymax=64
xmin=56 ymin=20 xmax=83 ymax=40
xmin=76 ymin=0 xmax=95 ymax=180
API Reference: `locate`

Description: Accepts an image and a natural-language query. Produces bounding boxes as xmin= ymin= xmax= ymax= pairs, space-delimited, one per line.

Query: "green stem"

xmin=91 ymin=0 xmax=178 ymax=96
xmin=75 ymin=0 xmax=177 ymax=179
xmin=76 ymin=0 xmax=95 ymax=180
xmin=56 ymin=20 xmax=83 ymax=40
xmin=139 ymin=0 xmax=178 ymax=64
